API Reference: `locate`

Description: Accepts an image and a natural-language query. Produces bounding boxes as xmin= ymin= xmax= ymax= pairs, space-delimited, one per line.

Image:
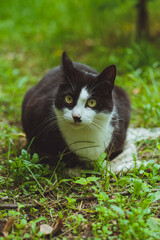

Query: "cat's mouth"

xmin=70 ymin=122 xmax=85 ymax=129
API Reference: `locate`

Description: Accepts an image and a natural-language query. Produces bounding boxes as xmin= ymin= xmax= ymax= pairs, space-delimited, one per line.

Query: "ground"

xmin=0 ymin=1 xmax=160 ymax=239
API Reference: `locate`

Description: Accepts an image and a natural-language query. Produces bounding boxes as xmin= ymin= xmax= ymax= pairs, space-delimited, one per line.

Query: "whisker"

xmin=92 ymin=121 xmax=104 ymax=131
xmin=34 ymin=115 xmax=64 ymax=137
xmin=63 ymin=144 xmax=99 ymax=157
xmin=36 ymin=118 xmax=65 ymax=137
xmin=91 ymin=121 xmax=107 ymax=139
xmin=68 ymin=140 xmax=95 ymax=148
xmin=32 ymin=114 xmax=55 ymax=135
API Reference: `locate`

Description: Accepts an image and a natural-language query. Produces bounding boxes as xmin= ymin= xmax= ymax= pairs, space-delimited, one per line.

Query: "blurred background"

xmin=0 ymin=0 xmax=160 ymax=128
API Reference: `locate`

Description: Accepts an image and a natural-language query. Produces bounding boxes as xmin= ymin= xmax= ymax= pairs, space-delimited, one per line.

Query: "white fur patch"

xmin=72 ymin=88 xmax=89 ymax=118
xmin=127 ymin=128 xmax=160 ymax=142
xmin=81 ymin=70 xmax=97 ymax=77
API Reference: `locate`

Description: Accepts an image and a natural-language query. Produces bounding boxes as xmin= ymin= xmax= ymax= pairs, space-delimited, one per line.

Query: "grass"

xmin=0 ymin=0 xmax=160 ymax=239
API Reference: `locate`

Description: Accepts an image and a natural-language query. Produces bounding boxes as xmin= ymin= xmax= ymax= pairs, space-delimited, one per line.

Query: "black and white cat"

xmin=22 ymin=52 xmax=131 ymax=170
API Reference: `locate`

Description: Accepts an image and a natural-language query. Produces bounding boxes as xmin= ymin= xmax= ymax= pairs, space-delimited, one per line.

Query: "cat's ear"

xmin=97 ymin=65 xmax=116 ymax=90
xmin=62 ymin=51 xmax=75 ymax=77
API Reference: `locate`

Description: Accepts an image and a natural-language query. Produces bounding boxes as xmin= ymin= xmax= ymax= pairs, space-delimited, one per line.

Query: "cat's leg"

xmin=109 ymin=140 xmax=140 ymax=173
xmin=63 ymin=167 xmax=82 ymax=177
xmin=62 ymin=157 xmax=91 ymax=177
xmin=64 ymin=141 xmax=137 ymax=176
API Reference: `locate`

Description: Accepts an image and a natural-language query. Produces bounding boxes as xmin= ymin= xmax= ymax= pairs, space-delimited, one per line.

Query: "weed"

xmin=0 ymin=1 xmax=160 ymax=239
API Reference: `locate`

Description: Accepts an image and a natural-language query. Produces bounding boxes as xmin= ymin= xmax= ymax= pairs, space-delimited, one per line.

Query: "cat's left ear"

xmin=97 ymin=65 xmax=116 ymax=90
xmin=62 ymin=51 xmax=75 ymax=77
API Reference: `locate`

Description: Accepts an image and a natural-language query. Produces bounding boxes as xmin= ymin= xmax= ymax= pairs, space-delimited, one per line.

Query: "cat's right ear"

xmin=97 ymin=65 xmax=116 ymax=91
xmin=62 ymin=51 xmax=75 ymax=78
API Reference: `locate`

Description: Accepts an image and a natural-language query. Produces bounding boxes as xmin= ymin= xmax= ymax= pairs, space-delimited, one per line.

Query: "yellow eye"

xmin=87 ymin=99 xmax=97 ymax=108
xmin=65 ymin=95 xmax=73 ymax=104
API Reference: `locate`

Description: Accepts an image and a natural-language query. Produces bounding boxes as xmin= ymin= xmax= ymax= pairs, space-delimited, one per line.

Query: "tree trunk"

xmin=136 ymin=0 xmax=149 ymax=40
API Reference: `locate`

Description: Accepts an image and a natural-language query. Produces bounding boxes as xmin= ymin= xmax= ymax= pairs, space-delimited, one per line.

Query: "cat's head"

xmin=55 ymin=51 xmax=116 ymax=128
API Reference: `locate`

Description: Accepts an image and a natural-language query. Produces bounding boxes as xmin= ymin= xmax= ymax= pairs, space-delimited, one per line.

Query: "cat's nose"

xmin=73 ymin=116 xmax=82 ymax=123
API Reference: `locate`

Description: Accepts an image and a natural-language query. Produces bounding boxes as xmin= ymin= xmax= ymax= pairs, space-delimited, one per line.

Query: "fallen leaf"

xmin=84 ymin=38 xmax=94 ymax=47
xmin=17 ymin=133 xmax=26 ymax=137
xmin=0 ymin=196 xmax=9 ymax=201
xmin=40 ymin=224 xmax=53 ymax=235
xmin=132 ymin=88 xmax=140 ymax=95
xmin=39 ymin=218 xmax=63 ymax=236
xmin=2 ymin=217 xmax=15 ymax=238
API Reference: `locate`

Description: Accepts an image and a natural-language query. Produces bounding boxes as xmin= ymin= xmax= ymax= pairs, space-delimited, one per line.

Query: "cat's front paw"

xmin=110 ymin=159 xmax=142 ymax=173
xmin=63 ymin=167 xmax=82 ymax=177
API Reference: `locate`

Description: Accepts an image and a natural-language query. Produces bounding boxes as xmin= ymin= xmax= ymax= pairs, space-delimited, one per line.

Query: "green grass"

xmin=0 ymin=143 xmax=160 ymax=239
xmin=0 ymin=0 xmax=160 ymax=239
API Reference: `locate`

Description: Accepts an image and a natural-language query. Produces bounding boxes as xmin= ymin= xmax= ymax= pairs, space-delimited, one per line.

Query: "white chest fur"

xmin=55 ymin=109 xmax=114 ymax=161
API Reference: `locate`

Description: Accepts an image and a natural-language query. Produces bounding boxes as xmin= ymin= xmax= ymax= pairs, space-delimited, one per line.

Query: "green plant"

xmin=0 ymin=1 xmax=160 ymax=239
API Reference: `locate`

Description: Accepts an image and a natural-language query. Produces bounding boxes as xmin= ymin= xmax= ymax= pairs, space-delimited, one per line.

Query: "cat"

xmin=22 ymin=51 xmax=130 ymax=170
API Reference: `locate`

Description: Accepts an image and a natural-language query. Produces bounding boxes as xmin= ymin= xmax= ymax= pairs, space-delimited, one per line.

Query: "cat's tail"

xmin=127 ymin=127 xmax=160 ymax=142
xmin=109 ymin=127 xmax=160 ymax=174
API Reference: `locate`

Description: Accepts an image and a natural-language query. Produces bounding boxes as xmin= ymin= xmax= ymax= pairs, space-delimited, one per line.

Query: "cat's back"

xmin=113 ymin=85 xmax=130 ymax=120
xmin=23 ymin=62 xmax=97 ymax=102
xmin=24 ymin=66 xmax=62 ymax=101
